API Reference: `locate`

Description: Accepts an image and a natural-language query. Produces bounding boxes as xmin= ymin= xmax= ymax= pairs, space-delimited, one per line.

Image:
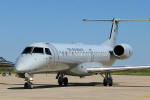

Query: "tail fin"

xmin=108 ymin=18 xmax=119 ymax=46
xmin=83 ymin=18 xmax=150 ymax=46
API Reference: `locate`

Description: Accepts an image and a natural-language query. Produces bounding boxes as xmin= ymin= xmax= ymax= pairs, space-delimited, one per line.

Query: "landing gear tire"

xmin=103 ymin=79 xmax=107 ymax=86
xmin=24 ymin=82 xmax=33 ymax=89
xmin=2 ymin=73 xmax=6 ymax=77
xmin=102 ymin=73 xmax=113 ymax=86
xmin=58 ymin=77 xmax=68 ymax=86
xmin=63 ymin=77 xmax=68 ymax=86
xmin=108 ymin=78 xmax=113 ymax=86
xmin=58 ymin=77 xmax=63 ymax=86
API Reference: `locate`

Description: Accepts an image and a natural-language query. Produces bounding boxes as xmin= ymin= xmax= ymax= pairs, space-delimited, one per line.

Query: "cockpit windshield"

xmin=32 ymin=47 xmax=44 ymax=54
xmin=22 ymin=47 xmax=33 ymax=54
xmin=22 ymin=47 xmax=50 ymax=55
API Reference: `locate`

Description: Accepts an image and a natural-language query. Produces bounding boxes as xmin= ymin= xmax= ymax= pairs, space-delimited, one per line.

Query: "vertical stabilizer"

xmin=108 ymin=18 xmax=119 ymax=46
xmin=83 ymin=18 xmax=150 ymax=46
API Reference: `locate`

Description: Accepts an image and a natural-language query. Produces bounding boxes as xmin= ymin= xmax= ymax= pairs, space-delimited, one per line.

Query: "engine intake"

xmin=113 ymin=44 xmax=133 ymax=59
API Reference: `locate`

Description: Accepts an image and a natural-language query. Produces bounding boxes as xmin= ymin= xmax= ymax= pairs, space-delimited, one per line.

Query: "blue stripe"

xmin=0 ymin=62 xmax=14 ymax=65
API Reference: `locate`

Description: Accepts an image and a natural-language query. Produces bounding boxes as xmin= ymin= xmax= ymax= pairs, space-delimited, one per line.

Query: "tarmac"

xmin=0 ymin=74 xmax=150 ymax=100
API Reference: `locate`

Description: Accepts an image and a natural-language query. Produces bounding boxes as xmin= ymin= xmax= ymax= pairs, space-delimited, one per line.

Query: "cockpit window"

xmin=33 ymin=47 xmax=44 ymax=54
xmin=45 ymin=48 xmax=51 ymax=55
xmin=22 ymin=47 xmax=33 ymax=54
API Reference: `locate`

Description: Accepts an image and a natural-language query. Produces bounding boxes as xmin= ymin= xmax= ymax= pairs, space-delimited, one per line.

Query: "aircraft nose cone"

xmin=15 ymin=56 xmax=44 ymax=73
xmin=15 ymin=58 xmax=35 ymax=73
xmin=15 ymin=54 xmax=47 ymax=73
xmin=15 ymin=66 xmax=23 ymax=72
xmin=15 ymin=55 xmax=36 ymax=73
xmin=15 ymin=63 xmax=29 ymax=73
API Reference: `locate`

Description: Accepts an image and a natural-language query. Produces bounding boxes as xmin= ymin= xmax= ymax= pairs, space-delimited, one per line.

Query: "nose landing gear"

xmin=24 ymin=73 xmax=33 ymax=89
xmin=56 ymin=72 xmax=68 ymax=86
xmin=24 ymin=81 xmax=33 ymax=89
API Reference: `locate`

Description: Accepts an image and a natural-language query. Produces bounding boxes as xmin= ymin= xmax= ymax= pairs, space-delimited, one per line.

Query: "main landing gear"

xmin=24 ymin=73 xmax=33 ymax=89
xmin=56 ymin=72 xmax=68 ymax=86
xmin=101 ymin=73 xmax=113 ymax=86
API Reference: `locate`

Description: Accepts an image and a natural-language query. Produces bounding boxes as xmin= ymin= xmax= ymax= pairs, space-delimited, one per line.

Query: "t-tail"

xmin=83 ymin=18 xmax=150 ymax=46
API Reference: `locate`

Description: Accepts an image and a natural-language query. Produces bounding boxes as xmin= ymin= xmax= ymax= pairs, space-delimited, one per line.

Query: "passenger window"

xmin=45 ymin=48 xmax=51 ymax=55
xmin=22 ymin=47 xmax=33 ymax=54
xmin=33 ymin=47 xmax=44 ymax=54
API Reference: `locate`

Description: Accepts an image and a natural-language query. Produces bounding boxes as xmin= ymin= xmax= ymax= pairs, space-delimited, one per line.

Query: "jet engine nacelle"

xmin=113 ymin=44 xmax=133 ymax=60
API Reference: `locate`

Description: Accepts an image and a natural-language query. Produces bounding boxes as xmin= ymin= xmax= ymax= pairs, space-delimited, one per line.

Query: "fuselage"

xmin=15 ymin=18 xmax=136 ymax=77
xmin=13 ymin=18 xmax=149 ymax=89
xmin=15 ymin=42 xmax=117 ymax=75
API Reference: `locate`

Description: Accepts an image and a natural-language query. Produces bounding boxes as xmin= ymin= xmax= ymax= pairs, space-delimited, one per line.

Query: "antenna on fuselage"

xmin=83 ymin=18 xmax=150 ymax=46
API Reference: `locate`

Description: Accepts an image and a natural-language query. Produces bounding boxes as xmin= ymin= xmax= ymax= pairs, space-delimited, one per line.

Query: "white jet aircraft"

xmin=15 ymin=18 xmax=150 ymax=89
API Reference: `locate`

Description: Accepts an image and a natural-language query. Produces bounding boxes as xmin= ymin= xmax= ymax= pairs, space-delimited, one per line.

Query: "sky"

xmin=0 ymin=0 xmax=150 ymax=65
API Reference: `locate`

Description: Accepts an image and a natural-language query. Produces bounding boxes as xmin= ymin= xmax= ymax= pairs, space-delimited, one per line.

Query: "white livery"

xmin=15 ymin=18 xmax=150 ymax=89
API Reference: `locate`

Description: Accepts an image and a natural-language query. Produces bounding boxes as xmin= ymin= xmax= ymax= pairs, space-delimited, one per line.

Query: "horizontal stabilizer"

xmin=83 ymin=19 xmax=150 ymax=22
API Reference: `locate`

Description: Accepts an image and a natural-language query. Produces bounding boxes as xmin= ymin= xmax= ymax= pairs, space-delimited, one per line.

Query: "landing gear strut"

xmin=101 ymin=73 xmax=113 ymax=86
xmin=56 ymin=72 xmax=68 ymax=86
xmin=24 ymin=73 xmax=33 ymax=89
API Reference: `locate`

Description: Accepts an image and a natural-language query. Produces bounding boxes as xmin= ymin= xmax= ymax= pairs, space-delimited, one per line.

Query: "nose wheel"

xmin=57 ymin=73 xmax=68 ymax=86
xmin=24 ymin=73 xmax=34 ymax=89
xmin=102 ymin=73 xmax=113 ymax=86
xmin=24 ymin=82 xmax=33 ymax=89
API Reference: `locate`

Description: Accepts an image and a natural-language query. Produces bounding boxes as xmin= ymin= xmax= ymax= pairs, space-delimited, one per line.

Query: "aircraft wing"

xmin=87 ymin=65 xmax=150 ymax=73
